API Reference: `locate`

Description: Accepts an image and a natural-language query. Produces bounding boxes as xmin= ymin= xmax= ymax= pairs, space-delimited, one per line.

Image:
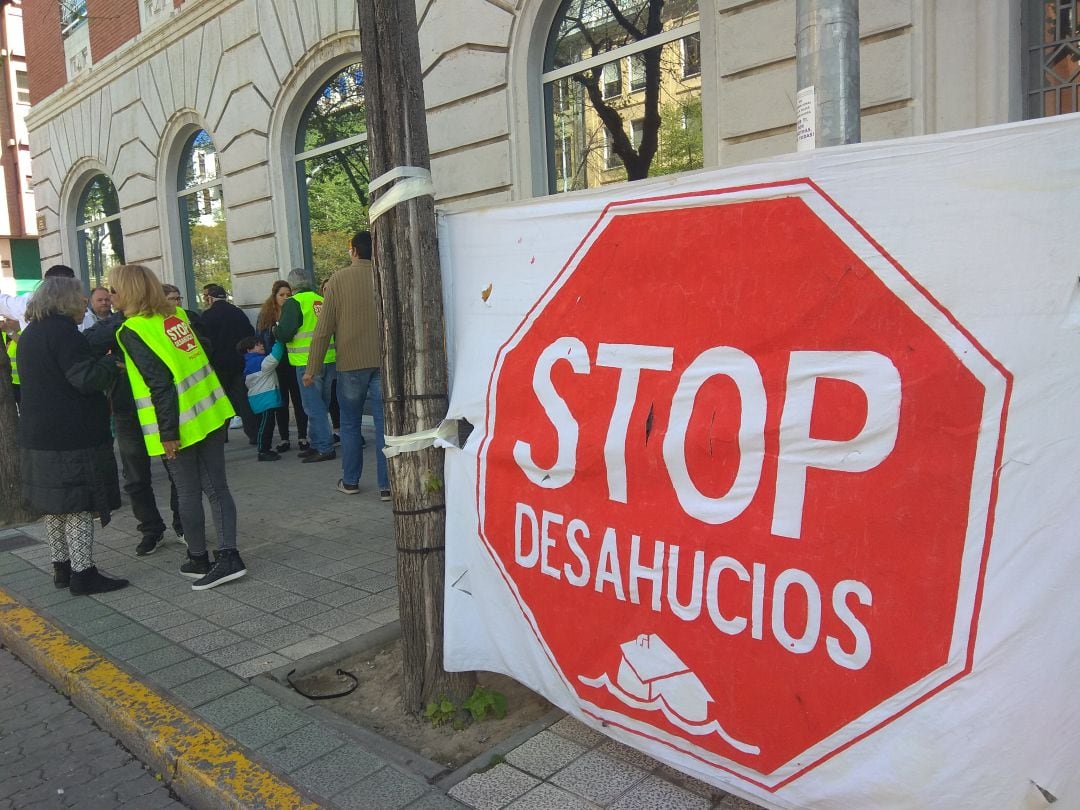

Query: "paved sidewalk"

xmin=0 ymin=424 xmax=760 ymax=810
xmin=0 ymin=645 xmax=184 ymax=809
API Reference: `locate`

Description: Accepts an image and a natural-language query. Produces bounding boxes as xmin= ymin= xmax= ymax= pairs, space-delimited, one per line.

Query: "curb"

xmin=0 ymin=586 xmax=322 ymax=810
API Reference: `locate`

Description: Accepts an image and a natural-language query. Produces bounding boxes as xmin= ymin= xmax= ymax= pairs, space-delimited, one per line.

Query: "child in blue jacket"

xmin=237 ymin=335 xmax=284 ymax=461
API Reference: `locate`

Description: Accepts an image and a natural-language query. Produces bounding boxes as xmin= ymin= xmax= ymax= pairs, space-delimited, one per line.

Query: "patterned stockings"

xmin=45 ymin=512 xmax=94 ymax=572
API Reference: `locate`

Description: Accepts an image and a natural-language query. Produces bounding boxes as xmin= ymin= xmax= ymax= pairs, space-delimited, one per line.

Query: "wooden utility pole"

xmin=355 ymin=0 xmax=476 ymax=711
xmin=0 ymin=343 xmax=34 ymax=527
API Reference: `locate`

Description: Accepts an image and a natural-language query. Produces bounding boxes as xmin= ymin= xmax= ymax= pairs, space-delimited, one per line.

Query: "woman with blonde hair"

xmin=112 ymin=264 xmax=247 ymax=591
xmin=257 ymin=279 xmax=307 ymax=453
xmin=17 ymin=277 xmax=127 ymax=595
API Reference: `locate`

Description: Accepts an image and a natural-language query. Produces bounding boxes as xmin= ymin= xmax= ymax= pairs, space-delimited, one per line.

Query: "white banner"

xmin=438 ymin=113 xmax=1080 ymax=809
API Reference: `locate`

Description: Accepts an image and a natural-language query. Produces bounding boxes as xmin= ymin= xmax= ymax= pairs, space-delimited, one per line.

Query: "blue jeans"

xmin=337 ymin=368 xmax=388 ymax=490
xmin=297 ymin=363 xmax=336 ymax=453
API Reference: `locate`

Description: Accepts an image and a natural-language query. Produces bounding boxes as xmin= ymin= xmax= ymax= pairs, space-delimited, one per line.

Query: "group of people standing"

xmin=2 ymin=229 xmax=388 ymax=597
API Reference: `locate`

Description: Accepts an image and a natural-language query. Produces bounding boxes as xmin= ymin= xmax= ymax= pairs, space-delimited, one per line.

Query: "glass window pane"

xmin=295 ymin=64 xmax=372 ymax=286
xmin=77 ymin=222 xmax=125 ymax=290
xmin=76 ymin=174 xmax=125 ymax=289
xmin=297 ymin=140 xmax=370 ymax=285
xmin=77 ymin=174 xmax=120 ymax=227
xmin=297 ymin=62 xmax=367 ymax=154
xmin=547 ymin=0 xmax=698 ymax=70
xmin=181 ymin=182 xmax=230 ymax=293
xmin=546 ymin=40 xmax=703 ymax=194
xmin=180 ymin=129 xmax=218 ymax=190
xmin=1026 ymin=0 xmax=1080 ymax=118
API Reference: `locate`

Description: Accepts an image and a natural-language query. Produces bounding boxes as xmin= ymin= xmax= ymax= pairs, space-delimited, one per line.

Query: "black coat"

xmin=16 ymin=314 xmax=120 ymax=521
xmin=200 ymin=300 xmax=253 ymax=376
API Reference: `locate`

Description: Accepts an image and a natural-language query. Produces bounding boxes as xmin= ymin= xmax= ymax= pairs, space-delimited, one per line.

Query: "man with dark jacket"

xmin=199 ymin=284 xmax=257 ymax=443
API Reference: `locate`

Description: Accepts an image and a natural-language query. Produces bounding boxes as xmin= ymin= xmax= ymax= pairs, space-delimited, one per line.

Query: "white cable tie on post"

xmin=368 ymin=166 xmax=434 ymax=224
xmin=382 ymin=418 xmax=459 ymax=458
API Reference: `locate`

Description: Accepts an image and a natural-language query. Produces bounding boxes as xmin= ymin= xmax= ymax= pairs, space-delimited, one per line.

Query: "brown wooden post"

xmin=0 ymin=337 xmax=35 ymax=527
xmin=355 ymin=0 xmax=476 ymax=712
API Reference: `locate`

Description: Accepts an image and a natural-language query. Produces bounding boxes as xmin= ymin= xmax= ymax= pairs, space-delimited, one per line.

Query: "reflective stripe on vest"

xmin=5 ymin=337 xmax=16 ymax=385
xmin=286 ymin=290 xmax=336 ymax=367
xmin=118 ymin=310 xmax=236 ymax=456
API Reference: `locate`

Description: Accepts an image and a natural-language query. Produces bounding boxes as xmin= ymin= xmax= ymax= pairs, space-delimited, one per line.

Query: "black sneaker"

xmin=180 ymin=552 xmax=211 ymax=579
xmin=257 ymin=450 xmax=281 ymax=462
xmin=135 ymin=534 xmax=162 ymax=556
xmin=275 ymin=441 xmax=291 ymax=453
xmin=379 ymin=489 xmax=392 ymax=502
xmin=333 ymin=433 xmax=341 ymax=445
xmin=297 ymin=440 xmax=311 ymax=452
xmin=301 ymin=450 xmax=336 ymax=464
xmin=192 ymin=549 xmax=247 ymax=591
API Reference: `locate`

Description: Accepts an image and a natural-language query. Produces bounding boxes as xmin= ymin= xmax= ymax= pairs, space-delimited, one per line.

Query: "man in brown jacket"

xmin=305 ymin=231 xmax=389 ymax=498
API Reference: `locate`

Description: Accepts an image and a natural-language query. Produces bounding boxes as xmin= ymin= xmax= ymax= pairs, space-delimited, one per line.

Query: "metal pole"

xmin=795 ymin=0 xmax=860 ymax=148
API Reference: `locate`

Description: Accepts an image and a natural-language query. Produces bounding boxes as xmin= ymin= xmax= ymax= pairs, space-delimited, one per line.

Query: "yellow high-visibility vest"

xmin=5 ymin=334 xmax=16 ymax=385
xmin=286 ymin=290 xmax=336 ymax=367
xmin=118 ymin=310 xmax=235 ymax=456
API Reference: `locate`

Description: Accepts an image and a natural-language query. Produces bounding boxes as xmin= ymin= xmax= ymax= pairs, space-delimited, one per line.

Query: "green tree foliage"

xmin=650 ymin=98 xmax=703 ymax=176
xmin=299 ymin=64 xmax=371 ymax=284
xmin=190 ymin=220 xmax=231 ymax=292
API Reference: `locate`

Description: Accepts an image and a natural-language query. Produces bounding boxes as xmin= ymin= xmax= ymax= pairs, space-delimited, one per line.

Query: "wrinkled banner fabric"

xmin=437 ymin=113 xmax=1079 ymax=809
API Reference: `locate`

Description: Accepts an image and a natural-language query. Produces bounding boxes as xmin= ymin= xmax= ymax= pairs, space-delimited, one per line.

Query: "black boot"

xmin=52 ymin=560 xmax=71 ymax=589
xmin=69 ymin=566 xmax=128 ymax=596
xmin=192 ymin=549 xmax=247 ymax=591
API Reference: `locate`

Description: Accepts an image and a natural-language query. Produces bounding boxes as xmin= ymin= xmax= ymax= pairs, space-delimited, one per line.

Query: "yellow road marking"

xmin=0 ymin=588 xmax=321 ymax=810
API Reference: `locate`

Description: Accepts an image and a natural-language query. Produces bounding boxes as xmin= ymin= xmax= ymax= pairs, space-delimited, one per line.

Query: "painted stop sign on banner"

xmin=476 ymin=181 xmax=1010 ymax=788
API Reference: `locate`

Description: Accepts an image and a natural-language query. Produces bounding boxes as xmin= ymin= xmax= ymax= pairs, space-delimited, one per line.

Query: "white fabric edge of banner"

xmin=382 ymin=418 xmax=458 ymax=458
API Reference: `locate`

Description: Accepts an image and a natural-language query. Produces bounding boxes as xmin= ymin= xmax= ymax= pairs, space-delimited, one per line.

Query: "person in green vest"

xmin=276 ymin=267 xmax=337 ymax=463
xmin=112 ymin=264 xmax=248 ymax=591
xmin=2 ymin=317 xmax=18 ymax=409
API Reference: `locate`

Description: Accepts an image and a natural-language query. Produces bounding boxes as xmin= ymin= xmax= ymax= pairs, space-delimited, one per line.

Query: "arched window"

xmin=295 ymin=63 xmax=369 ymax=284
xmin=177 ymin=129 xmax=229 ymax=296
xmin=1026 ymin=0 xmax=1080 ymax=118
xmin=542 ymin=0 xmax=703 ymax=194
xmin=75 ymin=174 xmax=125 ymax=288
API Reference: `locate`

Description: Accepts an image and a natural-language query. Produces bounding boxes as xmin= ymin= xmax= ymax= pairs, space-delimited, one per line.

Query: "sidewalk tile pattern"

xmin=0 ymin=428 xmax=760 ymax=809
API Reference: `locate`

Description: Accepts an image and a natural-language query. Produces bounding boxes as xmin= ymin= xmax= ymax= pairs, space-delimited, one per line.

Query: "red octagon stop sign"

xmin=476 ymin=181 xmax=1010 ymax=788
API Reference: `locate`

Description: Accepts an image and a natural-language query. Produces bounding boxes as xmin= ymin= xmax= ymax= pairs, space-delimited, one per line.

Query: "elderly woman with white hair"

xmin=16 ymin=277 xmax=128 ymax=595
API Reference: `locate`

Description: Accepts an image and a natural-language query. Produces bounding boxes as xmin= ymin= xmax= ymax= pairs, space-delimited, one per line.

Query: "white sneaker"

xmin=229 ymin=416 xmax=243 ymax=429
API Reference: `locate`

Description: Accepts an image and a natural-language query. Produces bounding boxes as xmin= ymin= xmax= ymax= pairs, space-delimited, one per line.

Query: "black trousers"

xmin=274 ymin=359 xmax=307 ymax=441
xmin=114 ymin=411 xmax=182 ymax=538
xmin=217 ymin=367 xmax=258 ymax=442
xmin=257 ymin=410 xmax=276 ymax=453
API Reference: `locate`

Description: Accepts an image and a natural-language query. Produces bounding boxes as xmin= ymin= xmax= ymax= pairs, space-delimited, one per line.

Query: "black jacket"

xmin=85 ymin=309 xmax=211 ymax=417
xmin=200 ymin=299 xmax=253 ymax=376
xmin=16 ymin=314 xmax=120 ymax=520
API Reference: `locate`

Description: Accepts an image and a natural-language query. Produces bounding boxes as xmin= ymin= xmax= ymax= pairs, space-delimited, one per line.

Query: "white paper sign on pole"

xmin=796 ymin=85 xmax=816 ymax=151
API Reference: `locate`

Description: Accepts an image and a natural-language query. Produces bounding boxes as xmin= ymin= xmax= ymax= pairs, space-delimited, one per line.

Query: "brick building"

xmin=0 ymin=0 xmax=38 ymax=296
xmin=17 ymin=0 xmax=1080 ymax=306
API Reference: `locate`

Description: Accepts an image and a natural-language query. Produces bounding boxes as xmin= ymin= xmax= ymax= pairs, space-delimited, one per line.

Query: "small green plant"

xmin=424 ymin=695 xmax=457 ymax=727
xmin=462 ymin=686 xmax=507 ymax=723
xmin=423 ymin=686 xmax=508 ymax=730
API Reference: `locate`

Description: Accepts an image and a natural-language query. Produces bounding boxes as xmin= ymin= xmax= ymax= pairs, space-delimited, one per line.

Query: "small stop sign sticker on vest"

xmin=476 ymin=181 xmax=1011 ymax=788
xmin=164 ymin=315 xmax=197 ymax=353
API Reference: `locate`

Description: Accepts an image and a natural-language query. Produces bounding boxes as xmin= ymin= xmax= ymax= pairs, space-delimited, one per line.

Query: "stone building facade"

xmin=18 ymin=0 xmax=1067 ymax=307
